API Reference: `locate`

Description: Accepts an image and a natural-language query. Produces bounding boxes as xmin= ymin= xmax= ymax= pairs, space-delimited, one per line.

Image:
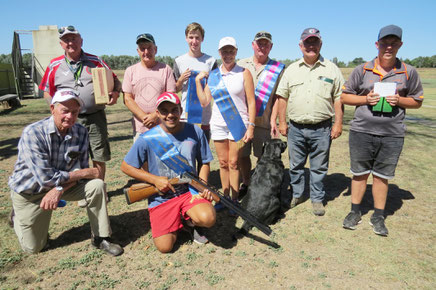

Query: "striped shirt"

xmin=8 ymin=116 xmax=89 ymax=194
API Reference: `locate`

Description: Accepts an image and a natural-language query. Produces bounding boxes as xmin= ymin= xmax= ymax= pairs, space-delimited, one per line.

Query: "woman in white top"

xmin=196 ymin=37 xmax=255 ymax=204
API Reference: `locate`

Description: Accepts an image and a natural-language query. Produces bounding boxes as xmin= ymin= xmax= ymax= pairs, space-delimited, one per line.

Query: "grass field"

xmin=0 ymin=68 xmax=435 ymax=289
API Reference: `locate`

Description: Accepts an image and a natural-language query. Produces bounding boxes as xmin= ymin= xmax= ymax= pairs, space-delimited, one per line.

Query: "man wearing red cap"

xmin=121 ymin=92 xmax=215 ymax=253
xmin=275 ymin=28 xmax=345 ymax=216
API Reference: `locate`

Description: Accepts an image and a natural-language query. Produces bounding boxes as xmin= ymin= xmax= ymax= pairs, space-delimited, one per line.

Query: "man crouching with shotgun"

xmin=121 ymin=92 xmax=216 ymax=253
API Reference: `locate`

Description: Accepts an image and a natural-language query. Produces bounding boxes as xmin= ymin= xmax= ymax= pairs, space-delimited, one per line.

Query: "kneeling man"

xmin=8 ymin=89 xmax=123 ymax=256
xmin=121 ymin=92 xmax=216 ymax=253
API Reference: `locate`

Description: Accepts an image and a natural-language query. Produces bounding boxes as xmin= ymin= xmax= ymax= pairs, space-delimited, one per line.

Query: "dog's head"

xmin=261 ymin=139 xmax=287 ymax=160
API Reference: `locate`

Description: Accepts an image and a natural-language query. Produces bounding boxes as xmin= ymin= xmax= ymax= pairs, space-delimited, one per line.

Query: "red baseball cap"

xmin=156 ymin=92 xmax=181 ymax=107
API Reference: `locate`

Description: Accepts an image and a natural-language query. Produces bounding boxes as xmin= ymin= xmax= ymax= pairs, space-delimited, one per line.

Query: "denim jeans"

xmin=288 ymin=120 xmax=332 ymax=202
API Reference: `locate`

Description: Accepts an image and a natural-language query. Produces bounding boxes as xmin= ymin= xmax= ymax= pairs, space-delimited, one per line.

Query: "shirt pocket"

xmin=317 ymin=79 xmax=334 ymax=100
xmin=288 ymin=80 xmax=305 ymax=101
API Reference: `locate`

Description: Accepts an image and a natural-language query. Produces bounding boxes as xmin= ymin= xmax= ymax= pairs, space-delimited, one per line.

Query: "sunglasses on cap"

xmin=255 ymin=32 xmax=272 ymax=40
xmin=58 ymin=25 xmax=76 ymax=34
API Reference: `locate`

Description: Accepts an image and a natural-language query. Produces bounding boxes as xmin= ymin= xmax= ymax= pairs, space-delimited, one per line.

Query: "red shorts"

xmin=148 ymin=191 xmax=210 ymax=238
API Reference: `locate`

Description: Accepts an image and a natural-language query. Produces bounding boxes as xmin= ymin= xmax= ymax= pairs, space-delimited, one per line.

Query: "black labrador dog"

xmin=240 ymin=139 xmax=287 ymax=234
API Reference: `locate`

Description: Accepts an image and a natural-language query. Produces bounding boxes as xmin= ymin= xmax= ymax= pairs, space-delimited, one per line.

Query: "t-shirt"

xmin=122 ymin=62 xmax=176 ymax=133
xmin=209 ymin=64 xmax=249 ymax=127
xmin=342 ymin=58 xmax=424 ymax=137
xmin=173 ymin=53 xmax=217 ymax=125
xmin=123 ymin=123 xmax=213 ymax=208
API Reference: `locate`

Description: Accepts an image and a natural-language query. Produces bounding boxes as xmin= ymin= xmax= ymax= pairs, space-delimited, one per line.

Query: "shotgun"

xmin=124 ymin=172 xmax=272 ymax=236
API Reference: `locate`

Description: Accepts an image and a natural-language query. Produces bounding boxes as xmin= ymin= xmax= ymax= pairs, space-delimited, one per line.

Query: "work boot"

xmin=290 ymin=197 xmax=304 ymax=209
xmin=312 ymin=202 xmax=325 ymax=216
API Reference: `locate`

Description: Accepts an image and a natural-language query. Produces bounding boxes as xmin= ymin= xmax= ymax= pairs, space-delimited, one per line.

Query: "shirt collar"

xmin=48 ymin=116 xmax=73 ymax=140
xmin=298 ymin=55 xmax=325 ymax=68
xmin=364 ymin=58 xmax=406 ymax=75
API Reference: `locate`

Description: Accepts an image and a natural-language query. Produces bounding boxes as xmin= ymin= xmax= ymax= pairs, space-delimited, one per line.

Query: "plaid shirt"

xmin=8 ymin=116 xmax=89 ymax=194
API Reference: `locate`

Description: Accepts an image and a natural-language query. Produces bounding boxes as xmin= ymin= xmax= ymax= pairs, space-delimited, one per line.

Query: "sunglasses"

xmin=255 ymin=32 xmax=272 ymax=40
xmin=59 ymin=25 xmax=76 ymax=34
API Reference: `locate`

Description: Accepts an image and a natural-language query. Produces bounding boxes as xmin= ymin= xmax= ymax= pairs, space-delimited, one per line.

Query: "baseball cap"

xmin=378 ymin=25 xmax=402 ymax=41
xmin=300 ymin=28 xmax=321 ymax=41
xmin=218 ymin=36 xmax=237 ymax=50
xmin=136 ymin=33 xmax=155 ymax=44
xmin=156 ymin=92 xmax=181 ymax=107
xmin=59 ymin=25 xmax=80 ymax=39
xmin=254 ymin=31 xmax=272 ymax=43
xmin=51 ymin=89 xmax=84 ymax=107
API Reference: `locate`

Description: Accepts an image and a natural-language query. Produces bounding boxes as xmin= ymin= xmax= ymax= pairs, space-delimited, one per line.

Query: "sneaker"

xmin=369 ymin=215 xmax=389 ymax=236
xmin=290 ymin=197 xmax=304 ymax=209
xmin=185 ymin=220 xmax=208 ymax=244
xmin=343 ymin=211 xmax=362 ymax=230
xmin=238 ymin=184 xmax=249 ymax=201
xmin=192 ymin=227 xmax=209 ymax=245
xmin=312 ymin=202 xmax=325 ymax=216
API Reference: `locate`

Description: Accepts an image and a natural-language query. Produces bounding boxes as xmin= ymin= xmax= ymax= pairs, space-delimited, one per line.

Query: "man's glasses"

xmin=58 ymin=25 xmax=76 ymax=34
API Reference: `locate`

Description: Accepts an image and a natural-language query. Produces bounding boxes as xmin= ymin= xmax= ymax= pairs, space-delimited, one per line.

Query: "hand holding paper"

xmin=372 ymin=82 xmax=396 ymax=113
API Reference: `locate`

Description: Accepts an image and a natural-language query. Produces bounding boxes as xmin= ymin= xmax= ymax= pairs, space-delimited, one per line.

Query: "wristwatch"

xmin=56 ymin=186 xmax=63 ymax=194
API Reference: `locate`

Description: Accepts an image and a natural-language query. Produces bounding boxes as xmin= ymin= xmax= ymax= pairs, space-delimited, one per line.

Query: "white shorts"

xmin=211 ymin=123 xmax=237 ymax=141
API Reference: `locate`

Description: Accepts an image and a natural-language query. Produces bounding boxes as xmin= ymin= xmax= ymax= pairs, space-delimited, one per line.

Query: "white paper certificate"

xmin=373 ymin=82 xmax=396 ymax=97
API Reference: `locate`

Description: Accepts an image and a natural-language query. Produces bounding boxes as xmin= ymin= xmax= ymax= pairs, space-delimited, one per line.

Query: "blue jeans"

xmin=288 ymin=120 xmax=332 ymax=202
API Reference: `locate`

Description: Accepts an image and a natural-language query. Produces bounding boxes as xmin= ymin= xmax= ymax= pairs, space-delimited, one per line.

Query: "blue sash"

xmin=141 ymin=125 xmax=193 ymax=175
xmin=208 ymin=68 xmax=246 ymax=142
xmin=254 ymin=60 xmax=285 ymax=116
xmin=186 ymin=70 xmax=205 ymax=124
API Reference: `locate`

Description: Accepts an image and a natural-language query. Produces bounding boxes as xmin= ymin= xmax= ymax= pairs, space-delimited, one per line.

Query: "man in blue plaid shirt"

xmin=8 ymin=89 xmax=123 ymax=256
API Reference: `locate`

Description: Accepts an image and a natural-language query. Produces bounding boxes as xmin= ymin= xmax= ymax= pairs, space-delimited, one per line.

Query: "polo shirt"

xmin=238 ymin=57 xmax=283 ymax=129
xmin=342 ymin=58 xmax=424 ymax=137
xmin=276 ymin=56 xmax=344 ymax=124
xmin=39 ymin=51 xmax=117 ymax=114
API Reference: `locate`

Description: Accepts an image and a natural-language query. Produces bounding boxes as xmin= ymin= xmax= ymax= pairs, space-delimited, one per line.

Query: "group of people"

xmin=8 ymin=23 xmax=423 ymax=256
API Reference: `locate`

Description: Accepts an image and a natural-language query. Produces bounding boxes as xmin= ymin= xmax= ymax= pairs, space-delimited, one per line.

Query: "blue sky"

xmin=1 ymin=0 xmax=435 ymax=63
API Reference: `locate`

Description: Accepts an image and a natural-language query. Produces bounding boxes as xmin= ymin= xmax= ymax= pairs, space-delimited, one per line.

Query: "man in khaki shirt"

xmin=237 ymin=31 xmax=284 ymax=197
xmin=275 ymin=28 xmax=344 ymax=216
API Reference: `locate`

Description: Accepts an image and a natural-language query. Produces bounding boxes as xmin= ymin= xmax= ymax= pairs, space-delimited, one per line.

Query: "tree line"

xmin=1 ymin=53 xmax=435 ymax=69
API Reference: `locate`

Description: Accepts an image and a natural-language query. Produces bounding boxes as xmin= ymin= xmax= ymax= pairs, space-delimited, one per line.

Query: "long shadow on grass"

xmin=48 ymin=209 xmax=150 ymax=250
xmin=343 ymin=183 xmax=414 ymax=217
xmin=0 ymin=137 xmax=19 ymax=161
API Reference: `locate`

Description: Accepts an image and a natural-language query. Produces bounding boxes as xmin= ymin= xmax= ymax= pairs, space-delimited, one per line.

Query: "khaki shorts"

xmin=77 ymin=110 xmax=111 ymax=162
xmin=240 ymin=126 xmax=271 ymax=158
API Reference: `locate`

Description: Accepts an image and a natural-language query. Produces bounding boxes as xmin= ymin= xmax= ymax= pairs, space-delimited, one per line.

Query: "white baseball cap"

xmin=218 ymin=36 xmax=237 ymax=50
xmin=51 ymin=89 xmax=84 ymax=107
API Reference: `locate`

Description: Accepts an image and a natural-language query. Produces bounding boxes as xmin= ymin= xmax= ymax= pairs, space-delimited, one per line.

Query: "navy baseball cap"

xmin=378 ymin=25 xmax=402 ymax=40
xmin=136 ymin=33 xmax=155 ymax=44
xmin=300 ymin=28 xmax=321 ymax=41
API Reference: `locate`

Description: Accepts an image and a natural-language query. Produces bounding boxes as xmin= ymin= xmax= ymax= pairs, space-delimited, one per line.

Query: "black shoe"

xmin=343 ymin=211 xmax=362 ymax=230
xmin=92 ymin=237 xmax=124 ymax=256
xmin=369 ymin=215 xmax=388 ymax=236
xmin=238 ymin=184 xmax=249 ymax=201
xmin=8 ymin=209 xmax=14 ymax=228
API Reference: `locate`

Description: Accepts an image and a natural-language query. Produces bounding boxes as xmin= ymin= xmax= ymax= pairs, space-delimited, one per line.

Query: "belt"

xmin=290 ymin=118 xmax=332 ymax=128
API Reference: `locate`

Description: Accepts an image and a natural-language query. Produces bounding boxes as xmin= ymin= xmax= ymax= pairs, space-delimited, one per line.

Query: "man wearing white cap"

xmin=8 ymin=89 xmax=123 ymax=256
xmin=276 ymin=28 xmax=345 ymax=216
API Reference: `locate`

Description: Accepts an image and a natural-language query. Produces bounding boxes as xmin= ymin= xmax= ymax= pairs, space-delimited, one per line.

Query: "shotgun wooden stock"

xmin=123 ymin=177 xmax=181 ymax=204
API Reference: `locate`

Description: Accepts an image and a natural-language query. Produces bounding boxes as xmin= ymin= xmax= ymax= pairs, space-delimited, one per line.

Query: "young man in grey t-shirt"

xmin=173 ymin=22 xmax=217 ymax=141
